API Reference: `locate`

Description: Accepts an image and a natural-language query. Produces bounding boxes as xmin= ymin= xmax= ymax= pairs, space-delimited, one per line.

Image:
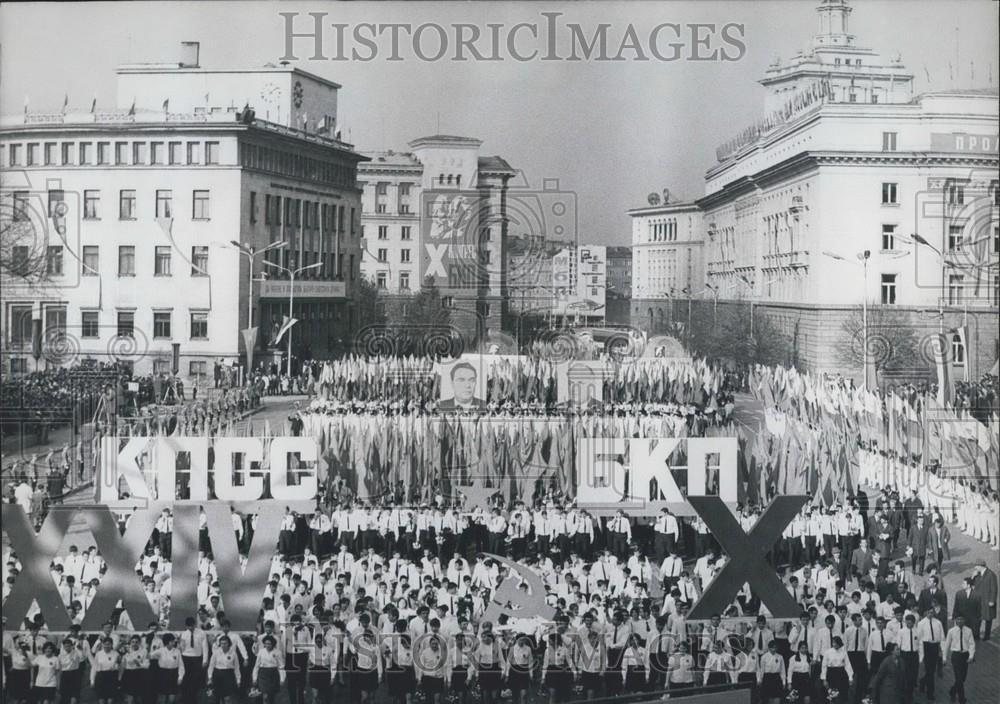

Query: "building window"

xmin=881 ymin=183 xmax=898 ymax=205
xmin=400 ymin=272 xmax=410 ymax=290
xmin=151 ymin=142 xmax=165 ymax=165
xmin=882 ymin=132 xmax=897 ymax=151
xmin=205 ymin=142 xmax=219 ymax=165
xmin=12 ymin=191 xmax=28 ymax=221
xmin=376 ymin=182 xmax=388 ymax=195
xmin=948 ymin=274 xmax=964 ymax=304
xmin=192 ymin=190 xmax=210 ymax=220
xmin=401 ymin=226 xmax=412 ymax=240
xmin=442 ymin=296 xmax=454 ymax=308
xmin=133 ymin=142 xmax=147 ymax=165
xmin=83 ymin=190 xmax=99 ymax=219
xmin=118 ymin=245 xmax=135 ymax=276
xmin=948 ymin=225 xmax=963 ymax=251
xmin=401 ymin=249 xmax=411 ymax=263
xmin=378 ymin=225 xmax=388 ymax=240
xmin=60 ymin=143 xmax=72 ymax=165
xmin=376 ymin=272 xmax=387 ymax=289
xmin=188 ymin=142 xmax=201 ymax=165
xmin=115 ymin=142 xmax=128 ymax=165
xmin=190 ymin=312 xmax=208 ymax=339
xmin=190 ymin=360 xmax=208 ymax=378
xmin=153 ymin=311 xmax=172 ymax=339
xmin=46 ymin=246 xmax=64 ymax=276
xmin=191 ymin=246 xmax=209 ymax=275
xmin=399 ymin=183 xmax=411 ymax=196
xmin=119 ymin=189 xmax=136 ymax=219
xmin=154 ymin=246 xmax=172 ymax=276
xmin=947 ymin=182 xmax=964 ymax=206
xmin=881 ymin=224 xmax=896 ymax=250
xmin=44 ymin=142 xmax=57 ymax=165
xmin=169 ymin=142 xmax=183 ymax=165
xmin=9 ymin=143 xmax=22 ymax=166
xmin=880 ymin=273 xmax=897 ymax=304
xmin=9 ymin=305 xmax=32 ymax=346
xmin=10 ymin=245 xmax=30 ymax=274
xmin=849 ymin=93 xmax=857 ymax=103
xmin=44 ymin=308 xmax=67 ymax=341
xmin=376 ymin=204 xmax=387 ymax=214
xmin=81 ymin=312 xmax=99 ymax=338
xmin=377 ymin=248 xmax=388 ymax=263
xmin=249 ymin=191 xmax=257 ymax=224
xmin=97 ymin=142 xmax=111 ymax=165
xmin=153 ymin=359 xmax=171 ymax=375
xmin=155 ymin=189 xmax=173 ymax=218
xmin=952 ymin=334 xmax=965 ymax=366
xmin=82 ymin=245 xmax=99 ymax=275
xmin=399 ymin=204 xmax=410 ymax=214
xmin=26 ymin=143 xmax=39 ymax=165
xmin=117 ymin=311 xmax=135 ymax=337
xmin=47 ymin=189 xmax=65 ymax=217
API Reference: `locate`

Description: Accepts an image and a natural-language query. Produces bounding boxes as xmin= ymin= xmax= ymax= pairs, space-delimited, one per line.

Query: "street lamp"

xmin=823 ymin=249 xmax=872 ymax=388
xmin=229 ymin=240 xmax=288 ymax=330
xmin=263 ymin=259 xmax=323 ymax=377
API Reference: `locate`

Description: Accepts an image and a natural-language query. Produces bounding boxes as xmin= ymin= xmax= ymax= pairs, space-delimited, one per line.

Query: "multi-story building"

xmin=606 ymin=245 xmax=632 ymax=325
xmin=698 ymin=0 xmax=998 ymax=381
xmin=359 ymin=135 xmax=515 ymax=343
xmin=628 ymin=197 xmax=704 ymax=334
xmin=0 ymin=44 xmax=365 ymax=378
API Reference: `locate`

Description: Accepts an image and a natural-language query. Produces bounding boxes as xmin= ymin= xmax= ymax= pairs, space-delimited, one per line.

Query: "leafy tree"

xmin=837 ymin=305 xmax=923 ymax=385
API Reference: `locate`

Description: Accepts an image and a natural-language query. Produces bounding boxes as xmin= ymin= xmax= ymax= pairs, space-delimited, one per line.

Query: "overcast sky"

xmin=1 ymin=1 xmax=997 ymax=244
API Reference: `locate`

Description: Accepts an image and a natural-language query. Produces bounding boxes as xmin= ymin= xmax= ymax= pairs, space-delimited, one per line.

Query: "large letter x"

xmin=80 ymin=507 xmax=158 ymax=630
xmin=687 ymin=495 xmax=808 ymax=620
xmin=2 ymin=504 xmax=75 ymax=630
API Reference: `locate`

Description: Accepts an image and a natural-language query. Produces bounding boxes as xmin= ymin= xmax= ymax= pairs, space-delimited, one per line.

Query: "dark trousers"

xmin=920 ymin=642 xmax=940 ymax=696
xmin=949 ymin=651 xmax=969 ymax=703
xmin=848 ymin=652 xmax=867 ymax=703
xmin=180 ymin=656 xmax=203 ymax=704
xmin=901 ymin=651 xmax=918 ymax=699
xmin=984 ymin=618 xmax=993 ymax=641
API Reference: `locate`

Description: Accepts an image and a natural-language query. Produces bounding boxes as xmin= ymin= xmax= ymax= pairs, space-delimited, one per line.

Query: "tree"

xmin=1 ymin=202 xmax=53 ymax=286
xmin=686 ymin=300 xmax=786 ymax=368
xmin=837 ymin=305 xmax=923 ymax=385
xmin=382 ymin=276 xmax=455 ymax=357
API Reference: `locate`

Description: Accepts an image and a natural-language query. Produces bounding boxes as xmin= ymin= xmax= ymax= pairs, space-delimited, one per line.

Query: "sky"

xmin=1 ymin=1 xmax=997 ymax=244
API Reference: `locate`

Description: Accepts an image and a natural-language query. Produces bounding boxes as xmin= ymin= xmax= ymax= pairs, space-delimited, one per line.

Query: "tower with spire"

xmin=760 ymin=0 xmax=914 ymax=113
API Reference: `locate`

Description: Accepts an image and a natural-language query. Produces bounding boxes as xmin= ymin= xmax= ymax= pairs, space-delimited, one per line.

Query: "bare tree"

xmin=837 ymin=305 xmax=922 ymax=384
xmin=1 ymin=196 xmax=54 ymax=286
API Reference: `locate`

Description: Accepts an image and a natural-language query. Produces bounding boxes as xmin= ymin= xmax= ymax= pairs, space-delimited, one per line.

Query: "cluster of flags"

xmin=747 ymin=365 xmax=999 ymax=506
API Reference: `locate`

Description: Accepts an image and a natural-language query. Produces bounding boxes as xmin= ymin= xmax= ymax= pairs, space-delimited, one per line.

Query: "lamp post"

xmin=823 ymin=249 xmax=872 ymax=388
xmin=264 ymin=260 xmax=323 ymax=377
xmin=230 ymin=240 xmax=288 ymax=330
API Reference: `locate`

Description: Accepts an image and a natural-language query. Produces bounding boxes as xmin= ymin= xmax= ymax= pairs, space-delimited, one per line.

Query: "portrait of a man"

xmin=439 ymin=361 xmax=487 ymax=410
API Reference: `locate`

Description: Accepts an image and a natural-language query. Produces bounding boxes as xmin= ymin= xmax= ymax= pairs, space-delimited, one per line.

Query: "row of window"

xmin=257 ymin=193 xmax=354 ymax=233
xmin=240 ymin=142 xmax=355 ymax=188
xmin=375 ymin=271 xmax=411 ymax=290
xmin=375 ymin=225 xmax=413 ymax=240
xmin=6 ymin=140 xmax=219 ymax=168
xmin=374 ymin=248 xmax=413 ymax=264
xmin=374 ymin=182 xmax=413 ymax=196
xmin=9 ymin=188 xmax=211 ymax=222
xmin=648 ymin=220 xmax=679 ymax=243
xmin=881 ymin=180 xmax=1000 ymax=207
xmin=6 ymin=307 xmax=210 ymax=343
xmin=22 ymin=244 xmax=209 ymax=278
xmin=880 ymin=223 xmax=1000 ymax=254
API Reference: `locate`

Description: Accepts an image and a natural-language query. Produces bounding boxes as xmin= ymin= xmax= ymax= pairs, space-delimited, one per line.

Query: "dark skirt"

xmin=212 ymin=669 xmax=238 ymax=698
xmin=545 ymin=666 xmax=572 ymax=693
xmin=421 ymin=675 xmax=444 ymax=694
xmin=581 ymin=671 xmax=602 ymax=691
xmin=508 ymin=668 xmax=531 ymax=692
xmin=257 ymin=667 xmax=281 ymax=696
xmin=60 ymin=668 xmax=84 ymax=698
xmin=706 ymin=671 xmax=729 ymax=686
xmin=8 ymin=669 xmax=31 ymax=698
xmin=34 ymin=686 xmax=57 ymax=701
xmin=761 ymin=672 xmax=784 ymax=698
xmin=450 ymin=671 xmax=468 ymax=692
xmin=478 ymin=663 xmax=502 ymax=691
xmin=308 ymin=666 xmax=331 ymax=691
xmin=158 ymin=667 xmax=181 ymax=695
xmin=354 ymin=667 xmax=379 ymax=693
xmin=94 ymin=671 xmax=119 ymax=699
xmin=122 ymin=669 xmax=147 ymax=697
xmin=790 ymin=670 xmax=812 ymax=694
xmin=386 ymin=665 xmax=416 ymax=696
xmin=826 ymin=665 xmax=849 ymax=695
xmin=625 ymin=666 xmax=646 ymax=692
